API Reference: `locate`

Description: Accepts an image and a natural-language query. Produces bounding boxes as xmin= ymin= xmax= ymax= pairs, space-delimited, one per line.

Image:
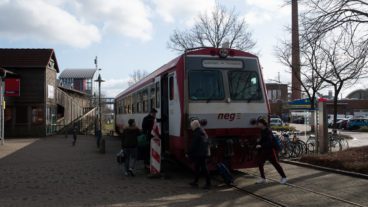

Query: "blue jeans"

xmin=124 ymin=148 xmax=137 ymax=172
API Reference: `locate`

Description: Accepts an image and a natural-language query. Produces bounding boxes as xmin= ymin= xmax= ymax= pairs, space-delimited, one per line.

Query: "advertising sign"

xmin=5 ymin=78 xmax=20 ymax=97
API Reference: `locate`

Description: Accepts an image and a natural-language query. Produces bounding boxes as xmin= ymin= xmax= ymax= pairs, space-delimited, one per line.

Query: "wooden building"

xmin=0 ymin=49 xmax=59 ymax=137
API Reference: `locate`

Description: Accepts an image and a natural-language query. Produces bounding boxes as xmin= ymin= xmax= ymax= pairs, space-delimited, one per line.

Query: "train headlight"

xmin=219 ymin=48 xmax=229 ymax=58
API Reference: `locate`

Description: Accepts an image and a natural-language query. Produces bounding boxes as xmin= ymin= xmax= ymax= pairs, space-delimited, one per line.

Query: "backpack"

xmin=137 ymin=134 xmax=149 ymax=147
xmin=272 ymin=133 xmax=282 ymax=152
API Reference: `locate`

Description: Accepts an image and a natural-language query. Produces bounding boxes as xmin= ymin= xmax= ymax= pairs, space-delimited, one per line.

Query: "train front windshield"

xmin=189 ymin=70 xmax=225 ymax=100
xmin=188 ymin=69 xmax=262 ymax=102
xmin=228 ymin=71 xmax=261 ymax=101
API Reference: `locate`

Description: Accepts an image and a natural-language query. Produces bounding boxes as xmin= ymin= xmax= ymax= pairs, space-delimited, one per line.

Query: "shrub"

xmin=359 ymin=126 xmax=368 ymax=132
xmin=271 ymin=125 xmax=296 ymax=132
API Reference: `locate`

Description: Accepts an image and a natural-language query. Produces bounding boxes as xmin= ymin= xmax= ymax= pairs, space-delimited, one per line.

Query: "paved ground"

xmin=240 ymin=164 xmax=368 ymax=207
xmin=0 ymin=135 xmax=367 ymax=207
xmin=0 ymin=136 xmax=274 ymax=207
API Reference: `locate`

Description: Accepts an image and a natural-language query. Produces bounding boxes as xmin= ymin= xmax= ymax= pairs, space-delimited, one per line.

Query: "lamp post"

xmin=95 ymin=73 xmax=105 ymax=152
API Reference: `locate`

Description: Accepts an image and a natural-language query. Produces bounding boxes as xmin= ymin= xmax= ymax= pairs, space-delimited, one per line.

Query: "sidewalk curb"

xmin=281 ymin=159 xmax=368 ymax=180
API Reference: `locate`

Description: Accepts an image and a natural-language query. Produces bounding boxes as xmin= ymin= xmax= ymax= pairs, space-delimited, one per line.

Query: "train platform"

xmin=0 ymin=135 xmax=367 ymax=207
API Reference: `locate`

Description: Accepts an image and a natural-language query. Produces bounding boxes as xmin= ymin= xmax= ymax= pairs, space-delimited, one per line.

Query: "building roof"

xmin=346 ymin=89 xmax=368 ymax=100
xmin=59 ymin=69 xmax=97 ymax=79
xmin=0 ymin=48 xmax=59 ymax=72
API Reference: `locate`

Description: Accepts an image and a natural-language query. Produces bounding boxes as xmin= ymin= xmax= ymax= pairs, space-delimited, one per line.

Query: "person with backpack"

xmin=187 ymin=120 xmax=211 ymax=189
xmin=121 ymin=119 xmax=141 ymax=177
xmin=255 ymin=118 xmax=287 ymax=184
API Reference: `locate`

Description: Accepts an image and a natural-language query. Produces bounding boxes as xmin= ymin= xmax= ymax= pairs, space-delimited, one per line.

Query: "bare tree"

xmin=168 ymin=4 xmax=256 ymax=52
xmin=310 ymin=25 xmax=368 ymax=129
xmin=300 ymin=0 xmax=368 ymax=39
xmin=275 ymin=37 xmax=328 ymax=111
xmin=128 ymin=70 xmax=148 ymax=86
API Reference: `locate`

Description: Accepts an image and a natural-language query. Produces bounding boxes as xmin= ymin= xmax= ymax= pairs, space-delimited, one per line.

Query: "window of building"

xmin=5 ymin=107 xmax=12 ymax=125
xmin=16 ymin=106 xmax=28 ymax=124
xmin=32 ymin=107 xmax=44 ymax=125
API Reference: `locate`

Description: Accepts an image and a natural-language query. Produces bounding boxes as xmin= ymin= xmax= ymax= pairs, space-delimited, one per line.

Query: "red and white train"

xmin=115 ymin=47 xmax=270 ymax=169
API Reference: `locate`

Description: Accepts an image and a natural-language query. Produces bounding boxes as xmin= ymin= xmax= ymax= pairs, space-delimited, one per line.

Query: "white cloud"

xmin=0 ymin=0 xmax=101 ymax=48
xmin=153 ymin=0 xmax=215 ymax=26
xmin=74 ymin=0 xmax=153 ymax=41
xmin=0 ymin=0 xmax=153 ymax=47
xmin=244 ymin=0 xmax=289 ymax=25
xmin=102 ymin=78 xmax=130 ymax=97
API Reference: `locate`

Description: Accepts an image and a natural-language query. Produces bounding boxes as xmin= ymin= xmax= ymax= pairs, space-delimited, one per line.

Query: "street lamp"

xmin=95 ymin=73 xmax=105 ymax=152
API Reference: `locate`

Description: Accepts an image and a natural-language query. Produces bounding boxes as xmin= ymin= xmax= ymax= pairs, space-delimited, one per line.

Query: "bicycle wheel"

xmin=339 ymin=138 xmax=349 ymax=150
xmin=296 ymin=140 xmax=307 ymax=156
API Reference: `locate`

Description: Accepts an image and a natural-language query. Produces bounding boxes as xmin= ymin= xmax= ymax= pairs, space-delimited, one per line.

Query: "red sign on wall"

xmin=5 ymin=78 xmax=20 ymax=97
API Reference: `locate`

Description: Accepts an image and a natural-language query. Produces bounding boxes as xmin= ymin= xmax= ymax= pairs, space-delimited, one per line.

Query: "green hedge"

xmin=271 ymin=125 xmax=296 ymax=132
xmin=359 ymin=126 xmax=368 ymax=132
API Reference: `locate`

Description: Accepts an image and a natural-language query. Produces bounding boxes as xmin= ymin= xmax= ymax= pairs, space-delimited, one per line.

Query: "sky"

xmin=0 ymin=0 xmax=365 ymax=98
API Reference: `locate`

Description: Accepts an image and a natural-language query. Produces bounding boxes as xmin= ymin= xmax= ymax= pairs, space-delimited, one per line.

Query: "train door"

xmin=161 ymin=74 xmax=170 ymax=153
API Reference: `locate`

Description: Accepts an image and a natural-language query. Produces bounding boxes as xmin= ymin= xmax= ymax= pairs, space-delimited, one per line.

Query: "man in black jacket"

xmin=141 ymin=108 xmax=160 ymax=168
xmin=187 ymin=120 xmax=211 ymax=189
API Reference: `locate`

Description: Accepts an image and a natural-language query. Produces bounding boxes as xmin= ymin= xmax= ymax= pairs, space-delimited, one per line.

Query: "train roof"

xmin=115 ymin=47 xmax=258 ymax=99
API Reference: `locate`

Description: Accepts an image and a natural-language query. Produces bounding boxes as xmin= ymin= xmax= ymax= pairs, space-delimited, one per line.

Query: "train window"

xmin=143 ymin=89 xmax=148 ymax=113
xmin=228 ymin=71 xmax=261 ymax=101
xmin=156 ymin=82 xmax=161 ymax=108
xmin=150 ymin=86 xmax=156 ymax=109
xmin=189 ymin=70 xmax=225 ymax=100
xmin=169 ymin=76 xmax=174 ymax=100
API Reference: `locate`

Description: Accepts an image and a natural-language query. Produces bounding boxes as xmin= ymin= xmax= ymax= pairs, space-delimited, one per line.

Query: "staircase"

xmin=56 ymin=87 xmax=97 ymax=135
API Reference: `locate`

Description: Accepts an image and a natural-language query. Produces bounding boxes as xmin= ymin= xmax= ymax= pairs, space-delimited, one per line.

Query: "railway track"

xmin=236 ymin=170 xmax=367 ymax=207
xmin=213 ymin=177 xmax=288 ymax=207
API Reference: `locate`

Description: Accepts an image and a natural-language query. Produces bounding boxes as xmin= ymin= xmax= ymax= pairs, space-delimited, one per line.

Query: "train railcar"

xmin=115 ymin=47 xmax=270 ymax=169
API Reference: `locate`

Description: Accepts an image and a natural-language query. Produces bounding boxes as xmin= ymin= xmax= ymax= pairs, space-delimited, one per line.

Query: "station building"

xmin=0 ymin=49 xmax=59 ymax=137
xmin=0 ymin=49 xmax=95 ymax=137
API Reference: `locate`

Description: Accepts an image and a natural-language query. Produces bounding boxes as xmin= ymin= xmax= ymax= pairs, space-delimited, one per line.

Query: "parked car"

xmin=337 ymin=118 xmax=350 ymax=129
xmin=270 ymin=118 xmax=284 ymax=126
xmin=328 ymin=118 xmax=343 ymax=128
xmin=293 ymin=117 xmax=305 ymax=124
xmin=347 ymin=118 xmax=368 ymax=130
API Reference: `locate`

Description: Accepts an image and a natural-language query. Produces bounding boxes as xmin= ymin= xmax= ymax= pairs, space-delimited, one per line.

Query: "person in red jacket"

xmin=256 ymin=118 xmax=287 ymax=184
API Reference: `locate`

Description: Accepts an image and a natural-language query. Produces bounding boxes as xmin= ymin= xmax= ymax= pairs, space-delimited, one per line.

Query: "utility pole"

xmin=291 ymin=0 xmax=301 ymax=100
xmin=95 ymin=73 xmax=105 ymax=153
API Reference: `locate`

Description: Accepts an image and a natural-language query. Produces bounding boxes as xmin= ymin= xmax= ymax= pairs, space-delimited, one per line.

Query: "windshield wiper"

xmin=206 ymin=94 xmax=215 ymax=103
xmin=247 ymin=93 xmax=258 ymax=103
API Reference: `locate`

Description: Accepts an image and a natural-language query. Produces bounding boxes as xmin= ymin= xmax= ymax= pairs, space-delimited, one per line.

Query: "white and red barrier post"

xmin=150 ymin=119 xmax=161 ymax=175
xmin=150 ymin=137 xmax=161 ymax=174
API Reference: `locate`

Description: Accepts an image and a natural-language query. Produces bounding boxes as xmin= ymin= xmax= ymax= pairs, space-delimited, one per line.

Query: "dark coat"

xmin=258 ymin=127 xmax=274 ymax=151
xmin=142 ymin=114 xmax=155 ymax=137
xmin=121 ymin=126 xmax=140 ymax=148
xmin=188 ymin=127 xmax=209 ymax=159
